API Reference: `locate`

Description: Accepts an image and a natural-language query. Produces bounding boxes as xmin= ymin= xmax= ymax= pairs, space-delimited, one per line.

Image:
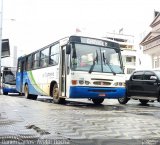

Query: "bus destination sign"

xmin=81 ymin=38 xmax=108 ymax=47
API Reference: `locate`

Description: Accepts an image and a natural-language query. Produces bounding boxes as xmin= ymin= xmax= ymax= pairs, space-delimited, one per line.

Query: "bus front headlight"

xmin=85 ymin=81 xmax=90 ymax=85
xmin=79 ymin=80 xmax=84 ymax=85
xmin=113 ymin=82 xmax=125 ymax=87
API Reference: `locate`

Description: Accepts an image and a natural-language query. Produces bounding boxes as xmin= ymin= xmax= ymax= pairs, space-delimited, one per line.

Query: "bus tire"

xmin=118 ymin=96 xmax=130 ymax=104
xmin=19 ymin=93 xmax=24 ymax=96
xmin=3 ymin=92 xmax=8 ymax=95
xmin=52 ymin=84 xmax=65 ymax=104
xmin=24 ymin=84 xmax=32 ymax=99
xmin=92 ymin=98 xmax=104 ymax=105
xmin=31 ymin=95 xmax=37 ymax=100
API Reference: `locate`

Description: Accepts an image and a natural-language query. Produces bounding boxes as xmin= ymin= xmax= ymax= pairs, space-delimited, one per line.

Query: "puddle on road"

xmin=0 ymin=112 xmax=7 ymax=119
xmin=37 ymin=98 xmax=126 ymax=111
xmin=38 ymin=99 xmax=53 ymax=103
xmin=135 ymin=112 xmax=160 ymax=119
xmin=34 ymin=97 xmax=160 ymax=116
xmin=136 ymin=112 xmax=153 ymax=116
xmin=64 ymin=101 xmax=126 ymax=111
xmin=0 ymin=112 xmax=14 ymax=125
xmin=26 ymin=125 xmax=50 ymax=135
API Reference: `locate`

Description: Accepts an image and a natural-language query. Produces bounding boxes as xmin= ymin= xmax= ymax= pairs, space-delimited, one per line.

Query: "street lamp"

xmin=0 ymin=0 xmax=3 ymax=94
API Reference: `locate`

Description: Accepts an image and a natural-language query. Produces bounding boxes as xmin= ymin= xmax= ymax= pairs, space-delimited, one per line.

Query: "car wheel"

xmin=139 ymin=99 xmax=149 ymax=105
xmin=92 ymin=98 xmax=104 ymax=105
xmin=118 ymin=96 xmax=130 ymax=104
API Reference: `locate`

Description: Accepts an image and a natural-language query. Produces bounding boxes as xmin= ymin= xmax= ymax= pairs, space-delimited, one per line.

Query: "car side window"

xmin=143 ymin=71 xmax=156 ymax=80
xmin=132 ymin=71 xmax=143 ymax=80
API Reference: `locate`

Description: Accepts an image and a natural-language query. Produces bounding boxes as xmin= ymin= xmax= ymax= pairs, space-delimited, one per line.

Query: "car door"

xmin=142 ymin=71 xmax=158 ymax=97
xmin=127 ymin=71 xmax=144 ymax=96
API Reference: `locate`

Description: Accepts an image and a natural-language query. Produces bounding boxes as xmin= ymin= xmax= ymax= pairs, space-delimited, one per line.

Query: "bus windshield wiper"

xmin=89 ymin=50 xmax=98 ymax=74
xmin=102 ymin=52 xmax=116 ymax=75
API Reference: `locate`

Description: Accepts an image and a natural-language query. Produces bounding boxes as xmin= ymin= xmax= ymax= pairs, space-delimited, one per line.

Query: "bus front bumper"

xmin=3 ymin=88 xmax=19 ymax=93
xmin=69 ymin=86 xmax=126 ymax=99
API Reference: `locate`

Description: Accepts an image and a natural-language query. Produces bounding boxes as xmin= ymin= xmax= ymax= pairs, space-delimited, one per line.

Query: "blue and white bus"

xmin=2 ymin=67 xmax=18 ymax=95
xmin=16 ymin=35 xmax=126 ymax=104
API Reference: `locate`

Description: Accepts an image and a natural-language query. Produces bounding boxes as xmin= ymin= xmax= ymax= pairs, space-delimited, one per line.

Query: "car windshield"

xmin=71 ymin=43 xmax=123 ymax=74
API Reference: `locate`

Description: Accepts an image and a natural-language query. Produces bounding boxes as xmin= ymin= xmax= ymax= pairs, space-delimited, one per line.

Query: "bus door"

xmin=60 ymin=46 xmax=67 ymax=97
xmin=16 ymin=59 xmax=25 ymax=93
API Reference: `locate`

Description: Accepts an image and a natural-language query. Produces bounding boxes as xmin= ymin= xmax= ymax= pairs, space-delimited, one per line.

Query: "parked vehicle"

xmin=2 ymin=67 xmax=18 ymax=95
xmin=118 ymin=70 xmax=160 ymax=105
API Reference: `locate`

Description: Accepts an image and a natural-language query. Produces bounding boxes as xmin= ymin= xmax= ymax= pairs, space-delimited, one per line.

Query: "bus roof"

xmin=18 ymin=35 xmax=120 ymax=59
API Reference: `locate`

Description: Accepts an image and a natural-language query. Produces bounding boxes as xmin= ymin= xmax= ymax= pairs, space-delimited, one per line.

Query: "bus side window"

xmin=32 ymin=52 xmax=40 ymax=69
xmin=26 ymin=55 xmax=32 ymax=70
xmin=40 ymin=47 xmax=49 ymax=67
xmin=49 ymin=43 xmax=59 ymax=65
xmin=17 ymin=60 xmax=21 ymax=72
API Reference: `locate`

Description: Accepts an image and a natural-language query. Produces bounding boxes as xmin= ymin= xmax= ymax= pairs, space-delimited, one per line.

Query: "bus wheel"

xmin=3 ymin=92 xmax=8 ymax=95
xmin=24 ymin=84 xmax=32 ymax=99
xmin=52 ymin=84 xmax=65 ymax=104
xmin=118 ymin=96 xmax=130 ymax=104
xmin=92 ymin=98 xmax=104 ymax=105
xmin=31 ymin=95 xmax=37 ymax=100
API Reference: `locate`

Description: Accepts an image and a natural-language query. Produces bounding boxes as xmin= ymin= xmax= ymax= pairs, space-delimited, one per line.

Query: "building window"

xmin=127 ymin=68 xmax=135 ymax=74
xmin=155 ymin=60 xmax=158 ymax=68
xmin=153 ymin=56 xmax=158 ymax=68
xmin=126 ymin=57 xmax=132 ymax=62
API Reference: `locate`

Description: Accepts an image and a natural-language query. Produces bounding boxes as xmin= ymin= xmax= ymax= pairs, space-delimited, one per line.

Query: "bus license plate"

xmin=99 ymin=93 xmax=106 ymax=97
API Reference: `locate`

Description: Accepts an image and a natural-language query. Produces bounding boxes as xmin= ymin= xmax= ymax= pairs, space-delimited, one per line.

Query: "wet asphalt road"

xmin=0 ymin=94 xmax=160 ymax=145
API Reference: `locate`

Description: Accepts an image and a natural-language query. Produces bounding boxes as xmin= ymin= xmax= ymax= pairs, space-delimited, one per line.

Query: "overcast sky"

xmin=1 ymin=0 xmax=160 ymax=55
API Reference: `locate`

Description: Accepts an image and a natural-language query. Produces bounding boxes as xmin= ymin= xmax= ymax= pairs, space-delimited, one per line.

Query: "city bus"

xmin=2 ymin=67 xmax=18 ymax=95
xmin=16 ymin=35 xmax=126 ymax=104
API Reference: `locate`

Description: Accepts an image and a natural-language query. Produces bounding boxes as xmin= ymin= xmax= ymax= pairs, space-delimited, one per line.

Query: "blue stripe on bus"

xmin=69 ymin=86 xmax=126 ymax=99
xmin=16 ymin=72 xmax=42 ymax=95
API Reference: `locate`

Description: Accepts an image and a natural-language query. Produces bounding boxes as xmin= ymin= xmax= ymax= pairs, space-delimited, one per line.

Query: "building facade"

xmin=140 ymin=12 xmax=160 ymax=69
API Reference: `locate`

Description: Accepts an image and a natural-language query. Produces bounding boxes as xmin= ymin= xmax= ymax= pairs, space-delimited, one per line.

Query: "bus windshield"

xmin=71 ymin=43 xmax=123 ymax=74
xmin=3 ymin=68 xmax=16 ymax=85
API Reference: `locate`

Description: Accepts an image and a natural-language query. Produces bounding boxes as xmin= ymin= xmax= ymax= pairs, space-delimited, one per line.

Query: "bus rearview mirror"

xmin=66 ymin=44 xmax=71 ymax=54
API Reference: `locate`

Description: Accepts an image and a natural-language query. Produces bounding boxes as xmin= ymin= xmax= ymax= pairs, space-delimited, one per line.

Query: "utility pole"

xmin=0 ymin=0 xmax=3 ymax=94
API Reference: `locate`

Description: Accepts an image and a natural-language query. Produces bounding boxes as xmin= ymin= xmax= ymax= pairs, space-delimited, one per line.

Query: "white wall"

xmin=1 ymin=46 xmax=17 ymax=67
xmin=136 ymin=53 xmax=152 ymax=70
